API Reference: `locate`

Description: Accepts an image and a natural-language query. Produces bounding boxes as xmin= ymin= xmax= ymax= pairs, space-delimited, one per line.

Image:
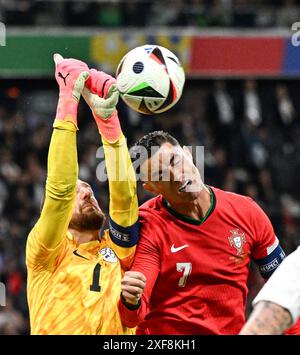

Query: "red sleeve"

xmin=249 ymin=198 xmax=277 ymax=260
xmin=118 ymin=213 xmax=161 ymax=328
xmin=285 ymin=318 xmax=300 ymax=335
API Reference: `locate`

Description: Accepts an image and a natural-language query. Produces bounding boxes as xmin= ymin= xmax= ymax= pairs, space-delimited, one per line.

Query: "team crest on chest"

xmin=100 ymin=248 xmax=118 ymax=263
xmin=228 ymin=229 xmax=246 ymax=255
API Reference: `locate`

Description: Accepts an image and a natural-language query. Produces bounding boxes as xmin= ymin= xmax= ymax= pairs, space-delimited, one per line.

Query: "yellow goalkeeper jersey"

xmin=26 ymin=120 xmax=138 ymax=335
xmin=27 ymin=229 xmax=135 ymax=335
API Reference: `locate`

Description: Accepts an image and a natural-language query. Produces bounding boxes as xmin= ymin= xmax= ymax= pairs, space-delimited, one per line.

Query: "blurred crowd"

xmin=1 ymin=78 xmax=300 ymax=333
xmin=1 ymin=0 xmax=300 ymax=28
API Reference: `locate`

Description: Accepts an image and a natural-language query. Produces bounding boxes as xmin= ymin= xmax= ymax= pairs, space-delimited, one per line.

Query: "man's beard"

xmin=69 ymin=208 xmax=105 ymax=231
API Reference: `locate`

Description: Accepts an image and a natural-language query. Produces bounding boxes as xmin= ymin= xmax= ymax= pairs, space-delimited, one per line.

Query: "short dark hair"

xmin=131 ymin=131 xmax=180 ymax=178
xmin=133 ymin=130 xmax=179 ymax=157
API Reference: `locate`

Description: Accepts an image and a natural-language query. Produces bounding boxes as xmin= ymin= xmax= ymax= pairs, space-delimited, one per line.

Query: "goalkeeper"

xmin=26 ymin=54 xmax=146 ymax=335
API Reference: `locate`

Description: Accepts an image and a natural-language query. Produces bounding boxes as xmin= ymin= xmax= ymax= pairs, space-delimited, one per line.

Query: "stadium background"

xmin=1 ymin=0 xmax=300 ymax=334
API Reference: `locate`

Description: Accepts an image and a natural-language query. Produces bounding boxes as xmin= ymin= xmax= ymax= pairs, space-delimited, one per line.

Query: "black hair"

xmin=132 ymin=130 xmax=179 ymax=160
xmin=131 ymin=131 xmax=180 ymax=179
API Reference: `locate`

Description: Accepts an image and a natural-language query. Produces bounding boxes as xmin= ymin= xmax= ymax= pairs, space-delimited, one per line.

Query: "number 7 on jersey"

xmin=176 ymin=262 xmax=192 ymax=287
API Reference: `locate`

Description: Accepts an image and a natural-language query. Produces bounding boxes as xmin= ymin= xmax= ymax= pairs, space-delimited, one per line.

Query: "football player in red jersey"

xmin=118 ymin=130 xmax=300 ymax=335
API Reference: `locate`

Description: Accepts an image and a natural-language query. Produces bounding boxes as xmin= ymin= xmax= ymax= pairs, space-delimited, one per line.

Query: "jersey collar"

xmin=162 ymin=186 xmax=216 ymax=226
xmin=67 ymin=230 xmax=102 ymax=252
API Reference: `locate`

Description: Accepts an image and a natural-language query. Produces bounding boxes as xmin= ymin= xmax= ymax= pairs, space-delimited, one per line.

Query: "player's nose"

xmin=81 ymin=187 xmax=92 ymax=200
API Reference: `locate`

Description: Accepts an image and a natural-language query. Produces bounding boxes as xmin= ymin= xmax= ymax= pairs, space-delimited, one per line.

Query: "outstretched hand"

xmin=53 ymin=53 xmax=90 ymax=101
xmin=82 ymin=68 xmax=121 ymax=142
xmin=82 ymin=84 xmax=119 ymax=120
xmin=53 ymin=53 xmax=90 ymax=126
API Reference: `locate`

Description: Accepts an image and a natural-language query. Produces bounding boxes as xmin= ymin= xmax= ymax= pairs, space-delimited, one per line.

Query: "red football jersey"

xmin=118 ymin=187 xmax=279 ymax=334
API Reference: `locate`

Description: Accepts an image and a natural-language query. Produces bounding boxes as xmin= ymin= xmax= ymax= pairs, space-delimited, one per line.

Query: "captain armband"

xmin=254 ymin=244 xmax=286 ymax=279
xmin=109 ymin=218 xmax=139 ymax=248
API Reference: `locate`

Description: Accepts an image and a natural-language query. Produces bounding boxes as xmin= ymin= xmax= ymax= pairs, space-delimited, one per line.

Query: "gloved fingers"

xmin=53 ymin=53 xmax=64 ymax=66
xmin=82 ymin=88 xmax=103 ymax=109
xmin=82 ymin=87 xmax=98 ymax=105
xmin=72 ymin=71 xmax=90 ymax=101
xmin=82 ymin=87 xmax=90 ymax=103
xmin=107 ymin=84 xmax=118 ymax=97
xmin=101 ymin=85 xmax=119 ymax=108
xmin=86 ymin=69 xmax=117 ymax=98
xmin=82 ymin=86 xmax=117 ymax=119
xmin=54 ymin=53 xmax=89 ymax=75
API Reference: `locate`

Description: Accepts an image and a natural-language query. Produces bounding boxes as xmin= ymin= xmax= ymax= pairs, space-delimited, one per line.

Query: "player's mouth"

xmin=82 ymin=203 xmax=98 ymax=212
xmin=178 ymin=179 xmax=192 ymax=193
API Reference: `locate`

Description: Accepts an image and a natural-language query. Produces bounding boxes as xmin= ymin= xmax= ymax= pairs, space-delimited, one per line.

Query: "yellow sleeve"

xmin=102 ymin=134 xmax=139 ymax=269
xmin=26 ymin=120 xmax=78 ymax=270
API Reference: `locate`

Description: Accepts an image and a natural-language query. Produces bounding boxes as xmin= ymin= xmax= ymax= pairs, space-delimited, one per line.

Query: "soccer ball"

xmin=116 ymin=45 xmax=185 ymax=114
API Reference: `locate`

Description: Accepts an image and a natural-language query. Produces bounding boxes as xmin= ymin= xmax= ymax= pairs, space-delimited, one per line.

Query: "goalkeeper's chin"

xmin=69 ymin=208 xmax=105 ymax=232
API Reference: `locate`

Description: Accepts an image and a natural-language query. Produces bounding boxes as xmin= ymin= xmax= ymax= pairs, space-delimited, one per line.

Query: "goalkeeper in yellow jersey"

xmin=26 ymin=54 xmax=146 ymax=335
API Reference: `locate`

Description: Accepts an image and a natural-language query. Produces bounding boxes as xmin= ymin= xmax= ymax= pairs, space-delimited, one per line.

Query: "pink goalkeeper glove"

xmin=54 ymin=53 xmax=90 ymax=128
xmin=83 ymin=69 xmax=121 ymax=143
xmin=85 ymin=68 xmax=116 ymax=99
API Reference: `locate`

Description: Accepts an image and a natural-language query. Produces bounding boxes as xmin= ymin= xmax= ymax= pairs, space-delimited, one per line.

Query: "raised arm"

xmin=26 ymin=55 xmax=89 ymax=270
xmin=83 ymin=70 xmax=138 ymax=269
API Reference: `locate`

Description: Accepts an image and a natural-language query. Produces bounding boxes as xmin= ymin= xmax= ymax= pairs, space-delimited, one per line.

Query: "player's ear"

xmin=143 ymin=182 xmax=158 ymax=195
